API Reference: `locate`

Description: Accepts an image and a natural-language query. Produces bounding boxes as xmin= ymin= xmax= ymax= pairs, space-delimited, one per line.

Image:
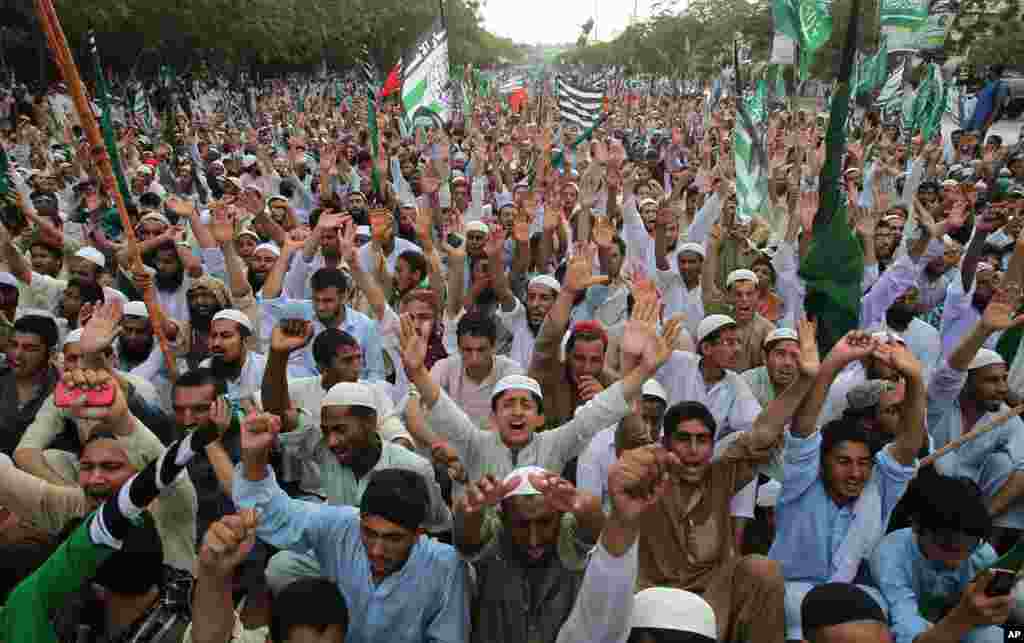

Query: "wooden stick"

xmin=34 ymin=0 xmax=177 ymax=380
xmin=917 ymin=404 xmax=1024 ymax=470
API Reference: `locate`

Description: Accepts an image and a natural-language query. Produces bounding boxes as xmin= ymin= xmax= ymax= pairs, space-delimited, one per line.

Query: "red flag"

xmin=380 ymin=60 xmax=403 ymax=98
xmin=509 ymin=88 xmax=528 ymax=113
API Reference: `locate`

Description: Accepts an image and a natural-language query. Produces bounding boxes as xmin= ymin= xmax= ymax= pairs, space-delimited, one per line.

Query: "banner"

xmin=770 ymin=33 xmax=797 ymax=65
xmin=884 ymin=0 xmax=958 ymax=52
xmin=402 ymin=17 xmax=452 ymax=128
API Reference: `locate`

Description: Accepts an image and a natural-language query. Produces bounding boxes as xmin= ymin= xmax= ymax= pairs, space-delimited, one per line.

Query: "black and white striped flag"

xmin=556 ymin=76 xmax=604 ymax=128
xmin=359 ymin=44 xmax=378 ymax=90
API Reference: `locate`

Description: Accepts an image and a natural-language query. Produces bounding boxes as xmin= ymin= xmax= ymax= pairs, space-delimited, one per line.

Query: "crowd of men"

xmin=0 ymin=69 xmax=1021 ymax=643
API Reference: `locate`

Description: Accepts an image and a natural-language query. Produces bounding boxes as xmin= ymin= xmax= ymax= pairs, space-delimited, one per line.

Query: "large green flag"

xmin=89 ymin=33 xmax=132 ymax=209
xmin=798 ymin=0 xmax=864 ymax=355
xmin=774 ymin=0 xmax=833 ymax=79
xmin=735 ymin=84 xmax=770 ymax=224
xmin=880 ymin=0 xmax=928 ymax=28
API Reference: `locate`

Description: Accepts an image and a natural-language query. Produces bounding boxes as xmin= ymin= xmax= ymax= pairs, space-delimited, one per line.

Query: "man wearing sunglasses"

xmin=871 ymin=470 xmax=1010 ymax=643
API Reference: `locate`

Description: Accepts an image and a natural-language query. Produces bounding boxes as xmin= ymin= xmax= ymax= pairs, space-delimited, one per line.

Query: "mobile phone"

xmin=986 ymin=568 xmax=1016 ymax=596
xmin=54 ymin=381 xmax=115 ymax=408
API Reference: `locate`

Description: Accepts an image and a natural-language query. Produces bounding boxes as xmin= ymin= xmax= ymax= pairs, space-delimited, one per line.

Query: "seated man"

xmin=0 ymin=370 xmax=220 ymax=642
xmin=15 ymin=323 xmax=172 ymax=485
xmin=200 ymin=309 xmax=267 ymax=404
xmin=455 ymin=467 xmax=604 ymax=643
xmin=264 ymin=376 xmax=450 ymax=594
xmin=233 ymin=413 xmax=469 ymax=642
xmin=635 ymin=318 xmax=821 ymax=643
xmin=927 ymin=294 xmax=1024 ymax=530
xmin=771 ymin=331 xmax=926 ymax=642
xmin=871 ymin=471 xmax=1011 ymax=643
xmin=742 ymin=328 xmax=801 ymax=408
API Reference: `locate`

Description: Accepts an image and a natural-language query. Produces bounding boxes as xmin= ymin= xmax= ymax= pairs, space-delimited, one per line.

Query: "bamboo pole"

xmin=917 ymin=405 xmax=1024 ymax=471
xmin=34 ymin=0 xmax=177 ymax=380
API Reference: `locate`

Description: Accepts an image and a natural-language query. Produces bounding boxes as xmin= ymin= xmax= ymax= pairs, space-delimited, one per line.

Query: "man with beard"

xmin=0 ymin=427 xmax=197 ymax=574
xmin=117 ymin=301 xmax=179 ymax=413
xmin=701 ymin=264 xmax=775 ymax=373
xmin=770 ymin=330 xmax=926 ymax=643
xmin=262 ymin=242 xmax=384 ymax=379
xmin=181 ymin=275 xmax=230 ymax=371
xmin=918 ymin=235 xmax=963 ymax=328
xmin=657 ymin=242 xmax=705 ymax=340
xmin=940 ymin=210 xmax=1023 ymax=355
xmin=742 ymin=328 xmax=802 ymax=408
xmin=872 ymin=286 xmax=941 ymax=373
xmin=528 ymin=249 xmax=618 ymax=428
xmin=201 ymin=309 xmax=267 ymax=404
xmin=248 ymin=242 xmax=281 ymax=295
xmin=928 ymin=291 xmax=1024 ymax=531
xmin=490 ymin=248 xmax=561 ymax=371
xmin=283 ymin=210 xmax=351 ymax=300
xmin=261 ymin=360 xmax=449 ymax=594
xmin=455 ymin=467 xmax=605 ymax=643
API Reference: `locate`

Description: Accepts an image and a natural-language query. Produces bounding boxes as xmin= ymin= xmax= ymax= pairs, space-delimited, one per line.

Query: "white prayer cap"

xmin=138 ymin=212 xmax=171 ymax=227
xmin=641 ymin=379 xmax=668 ymax=403
xmin=0 ymin=272 xmax=18 ymax=288
xmin=399 ymin=195 xmax=418 ymax=209
xmin=491 ymin=374 xmax=543 ymax=401
xmin=124 ymin=301 xmax=149 ymax=319
xmin=764 ymin=327 xmax=799 ymax=348
xmin=321 ymin=382 xmax=378 ymax=413
xmin=976 ymin=261 xmax=996 ymax=273
xmin=726 ymin=268 xmax=758 ymax=289
xmin=757 ymin=480 xmax=782 ymax=508
xmin=211 ymin=309 xmax=253 ymax=333
xmin=355 ymin=226 xmax=372 ymax=238
xmin=968 ymin=348 xmax=1005 ymax=371
xmin=267 ymin=194 xmax=289 ymax=205
xmin=253 ymin=242 xmax=281 ymax=258
xmin=697 ymin=314 xmax=737 ymax=344
xmin=64 ymin=328 xmax=83 ymax=346
xmin=75 ymin=247 xmax=106 ymax=268
xmin=237 ymin=228 xmax=260 ymax=240
xmin=528 ymin=275 xmax=562 ymax=294
xmin=465 ymin=221 xmax=490 ymax=235
xmin=502 ymin=466 xmax=549 ymax=499
xmin=631 ymin=588 xmax=717 ymax=639
xmin=870 ymin=330 xmax=906 ymax=346
xmin=678 ymin=242 xmax=706 ymax=258
xmin=638 ymin=197 xmax=658 ymax=209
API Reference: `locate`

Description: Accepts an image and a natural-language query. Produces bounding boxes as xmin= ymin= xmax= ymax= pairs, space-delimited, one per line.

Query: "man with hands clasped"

xmin=455 ymin=467 xmax=605 ymax=643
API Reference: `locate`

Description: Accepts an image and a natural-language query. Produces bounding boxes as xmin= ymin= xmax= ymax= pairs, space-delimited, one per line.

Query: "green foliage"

xmin=3 ymin=0 xmax=522 ymax=80
xmin=951 ymin=0 xmax=1024 ymax=69
xmin=561 ymin=0 xmax=772 ymax=79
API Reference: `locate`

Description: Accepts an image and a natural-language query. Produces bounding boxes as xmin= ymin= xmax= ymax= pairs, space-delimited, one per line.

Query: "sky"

xmin=481 ymin=0 xmax=656 ymax=45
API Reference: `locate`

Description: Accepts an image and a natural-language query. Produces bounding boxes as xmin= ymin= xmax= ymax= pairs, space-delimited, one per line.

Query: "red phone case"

xmin=54 ymin=382 xmax=115 ymax=408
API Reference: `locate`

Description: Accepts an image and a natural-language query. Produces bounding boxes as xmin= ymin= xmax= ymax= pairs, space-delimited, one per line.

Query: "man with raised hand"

xmin=232 ymin=411 xmax=469 ymax=642
xmin=400 ymin=277 xmax=678 ymax=495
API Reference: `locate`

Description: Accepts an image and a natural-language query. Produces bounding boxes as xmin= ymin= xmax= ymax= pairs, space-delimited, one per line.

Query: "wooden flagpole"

xmin=34 ymin=0 xmax=177 ymax=379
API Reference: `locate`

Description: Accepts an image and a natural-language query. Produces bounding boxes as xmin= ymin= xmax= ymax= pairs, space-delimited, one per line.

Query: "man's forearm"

xmin=600 ymin=511 xmax=639 ymax=557
xmin=989 ymin=471 xmax=1024 ymax=518
xmin=190 ymin=571 xmax=236 ymax=643
xmin=13 ymin=449 xmax=75 ymax=487
xmin=573 ymin=493 xmax=607 ymax=543
xmin=752 ymin=374 xmax=816 ymax=448
xmin=261 ymin=351 xmax=292 ymax=422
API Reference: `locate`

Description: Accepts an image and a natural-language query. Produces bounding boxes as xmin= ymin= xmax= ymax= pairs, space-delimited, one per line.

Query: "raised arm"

xmin=792 ymin=330 xmax=879 ymax=438
xmin=261 ymin=320 xmax=314 ymax=432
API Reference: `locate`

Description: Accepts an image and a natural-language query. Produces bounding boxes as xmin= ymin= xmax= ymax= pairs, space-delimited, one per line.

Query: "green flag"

xmin=880 ymin=0 xmax=928 ymax=28
xmin=89 ymin=33 xmax=132 ymax=210
xmin=798 ymin=0 xmax=864 ymax=354
xmin=734 ymin=97 xmax=770 ymax=223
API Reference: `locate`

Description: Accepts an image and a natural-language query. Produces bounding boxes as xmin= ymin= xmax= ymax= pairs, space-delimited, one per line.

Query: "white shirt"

xmin=199 ymin=351 xmax=267 ymax=404
xmin=494 ymin=298 xmax=538 ymax=372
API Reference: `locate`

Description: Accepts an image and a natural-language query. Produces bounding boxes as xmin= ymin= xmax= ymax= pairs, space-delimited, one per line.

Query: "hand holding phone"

xmin=985 ymin=568 xmax=1017 ymax=597
xmin=54 ymin=381 xmax=115 ymax=408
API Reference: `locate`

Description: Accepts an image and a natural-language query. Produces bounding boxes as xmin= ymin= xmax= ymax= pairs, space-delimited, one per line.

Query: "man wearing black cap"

xmin=801 ymin=583 xmax=893 ymax=643
xmin=234 ymin=412 xmax=469 ymax=642
xmin=871 ymin=471 xmax=1010 ymax=643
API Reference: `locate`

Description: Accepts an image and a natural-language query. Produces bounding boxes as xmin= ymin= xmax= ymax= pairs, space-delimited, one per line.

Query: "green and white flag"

xmin=880 ymin=0 xmax=928 ymax=28
xmin=402 ymin=17 xmax=452 ymax=129
xmin=876 ymin=61 xmax=905 ymax=115
xmin=912 ymin=63 xmax=944 ymax=140
xmin=773 ymin=0 xmax=833 ymax=79
xmin=734 ymin=95 xmax=769 ymax=222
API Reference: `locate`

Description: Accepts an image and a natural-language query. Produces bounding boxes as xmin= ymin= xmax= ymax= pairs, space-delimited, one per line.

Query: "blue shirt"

xmin=769 ymin=431 xmax=916 ymax=584
xmin=233 ymin=466 xmax=470 ymax=643
xmin=260 ymin=297 xmax=385 ymax=381
xmin=870 ymin=528 xmax=1000 ymax=643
